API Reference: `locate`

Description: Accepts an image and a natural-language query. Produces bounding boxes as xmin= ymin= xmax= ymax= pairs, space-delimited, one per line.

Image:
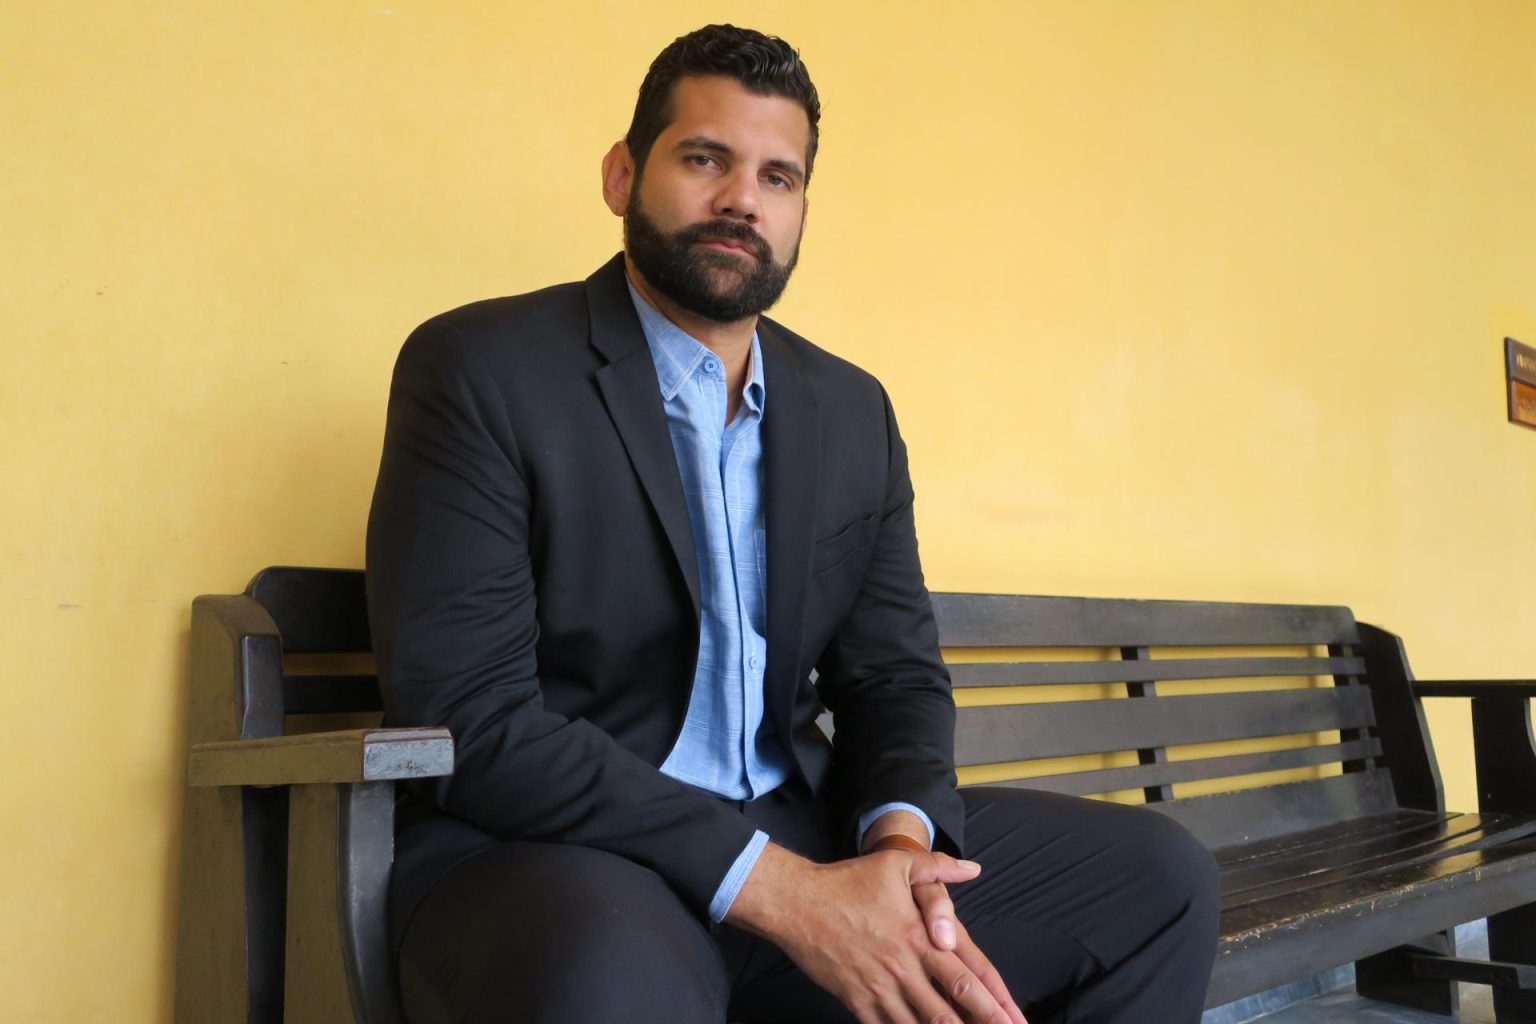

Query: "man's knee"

xmin=398 ymin=842 xmax=728 ymax=1024
xmin=1128 ymin=810 xmax=1221 ymax=928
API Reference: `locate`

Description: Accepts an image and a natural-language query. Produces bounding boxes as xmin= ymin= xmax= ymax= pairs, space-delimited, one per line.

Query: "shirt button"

xmin=704 ymin=359 xmax=719 ymax=374
xmin=749 ymin=656 xmax=760 ymax=670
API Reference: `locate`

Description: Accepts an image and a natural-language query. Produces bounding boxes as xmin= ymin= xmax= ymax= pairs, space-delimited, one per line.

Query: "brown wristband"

xmin=866 ymin=833 xmax=929 ymax=855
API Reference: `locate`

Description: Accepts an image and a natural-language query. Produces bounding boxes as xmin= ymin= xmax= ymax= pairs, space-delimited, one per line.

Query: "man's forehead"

xmin=660 ymin=75 xmax=811 ymax=154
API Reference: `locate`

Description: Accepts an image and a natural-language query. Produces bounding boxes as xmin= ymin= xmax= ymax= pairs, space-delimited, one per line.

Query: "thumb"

xmin=906 ymin=851 xmax=982 ymax=886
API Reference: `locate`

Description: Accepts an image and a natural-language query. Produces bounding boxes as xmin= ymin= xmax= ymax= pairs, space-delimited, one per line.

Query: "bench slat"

xmin=1213 ymin=810 xmax=1452 ymax=868
xmin=933 ymin=593 xmax=1360 ymax=648
xmin=1210 ymin=839 xmax=1536 ymax=1007
xmin=954 ymin=686 xmax=1376 ymax=765
xmin=1219 ymin=835 xmax=1536 ymax=938
xmin=949 ymin=655 xmax=1365 ymax=688
xmin=1221 ymin=813 xmax=1487 ymax=887
xmin=283 ymin=674 xmax=384 ymax=715
xmin=248 ymin=566 xmax=371 ymax=654
xmin=973 ymin=738 xmax=1382 ymax=798
xmin=1159 ymin=770 xmax=1398 ymax=849
xmin=1222 ymin=814 xmax=1536 ymax=908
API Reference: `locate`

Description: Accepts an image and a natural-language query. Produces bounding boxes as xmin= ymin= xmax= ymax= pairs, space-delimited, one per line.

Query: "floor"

xmin=1203 ymin=922 xmax=1495 ymax=1024
xmin=1251 ymin=985 xmax=1492 ymax=1024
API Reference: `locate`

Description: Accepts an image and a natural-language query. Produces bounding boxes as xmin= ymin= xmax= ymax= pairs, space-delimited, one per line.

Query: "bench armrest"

xmin=1415 ymin=680 xmax=1536 ymax=699
xmin=188 ymin=727 xmax=453 ymax=787
xmin=1413 ymin=681 xmax=1536 ymax=816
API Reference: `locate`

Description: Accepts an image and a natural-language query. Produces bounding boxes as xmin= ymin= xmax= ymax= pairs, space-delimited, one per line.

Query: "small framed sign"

xmin=1508 ymin=338 xmax=1536 ymax=431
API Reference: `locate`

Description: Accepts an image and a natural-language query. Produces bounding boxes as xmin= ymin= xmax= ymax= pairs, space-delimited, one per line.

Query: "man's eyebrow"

xmin=763 ymin=157 xmax=806 ymax=183
xmin=674 ymin=135 xmax=733 ymax=156
xmin=673 ymin=135 xmax=805 ymax=184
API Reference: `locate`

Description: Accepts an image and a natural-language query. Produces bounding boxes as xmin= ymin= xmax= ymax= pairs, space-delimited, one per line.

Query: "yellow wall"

xmin=4 ymin=2 xmax=1534 ymax=1020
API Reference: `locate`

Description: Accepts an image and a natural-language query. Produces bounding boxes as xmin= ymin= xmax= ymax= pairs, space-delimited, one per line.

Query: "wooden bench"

xmin=174 ymin=567 xmax=1536 ymax=1023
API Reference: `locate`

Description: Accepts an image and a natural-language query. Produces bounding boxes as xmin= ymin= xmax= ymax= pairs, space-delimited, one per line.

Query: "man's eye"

xmin=687 ymin=154 xmax=717 ymax=168
xmin=765 ymin=174 xmax=790 ymax=189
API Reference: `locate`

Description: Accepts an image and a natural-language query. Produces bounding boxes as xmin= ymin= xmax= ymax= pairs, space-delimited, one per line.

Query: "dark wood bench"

xmin=174 ymin=567 xmax=1536 ymax=1023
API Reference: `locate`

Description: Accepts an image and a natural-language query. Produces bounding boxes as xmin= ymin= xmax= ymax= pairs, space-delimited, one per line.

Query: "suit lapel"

xmin=760 ymin=322 xmax=820 ymax=726
xmin=586 ymin=255 xmax=702 ymax=614
xmin=584 ymin=254 xmax=824 ymax=714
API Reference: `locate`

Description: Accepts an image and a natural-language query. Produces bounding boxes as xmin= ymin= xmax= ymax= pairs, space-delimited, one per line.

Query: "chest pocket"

xmin=811 ymin=512 xmax=879 ymax=575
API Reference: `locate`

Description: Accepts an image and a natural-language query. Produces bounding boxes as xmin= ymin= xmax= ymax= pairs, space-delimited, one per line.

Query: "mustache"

xmin=676 ymin=219 xmax=772 ymax=263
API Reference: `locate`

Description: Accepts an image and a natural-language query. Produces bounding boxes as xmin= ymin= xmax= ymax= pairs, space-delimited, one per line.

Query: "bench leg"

xmin=1355 ymin=929 xmax=1459 ymax=1017
xmin=1491 ymin=903 xmax=1536 ymax=1023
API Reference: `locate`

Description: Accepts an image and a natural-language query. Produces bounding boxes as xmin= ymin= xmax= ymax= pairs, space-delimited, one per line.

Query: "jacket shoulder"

xmin=403 ymin=280 xmax=588 ymax=361
xmin=760 ymin=316 xmax=888 ymax=403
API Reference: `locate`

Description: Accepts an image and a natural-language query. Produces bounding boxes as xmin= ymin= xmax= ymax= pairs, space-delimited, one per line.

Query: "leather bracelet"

xmin=866 ymin=833 xmax=929 ymax=855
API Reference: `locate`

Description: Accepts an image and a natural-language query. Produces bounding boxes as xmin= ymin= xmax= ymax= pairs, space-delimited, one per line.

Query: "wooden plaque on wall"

xmin=1507 ymin=338 xmax=1536 ymax=430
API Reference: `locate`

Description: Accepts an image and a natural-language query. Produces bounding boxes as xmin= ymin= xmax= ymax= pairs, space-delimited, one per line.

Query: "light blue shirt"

xmin=628 ymin=281 xmax=932 ymax=920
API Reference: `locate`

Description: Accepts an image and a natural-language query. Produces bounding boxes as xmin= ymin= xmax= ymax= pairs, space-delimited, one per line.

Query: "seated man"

xmin=366 ymin=23 xmax=1219 ymax=1024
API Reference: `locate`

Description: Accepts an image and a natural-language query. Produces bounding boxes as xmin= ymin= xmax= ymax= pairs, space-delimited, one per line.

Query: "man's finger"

xmin=924 ymin=947 xmax=1009 ymax=1024
xmin=951 ymin=925 xmax=1028 ymax=1024
xmin=894 ymin=959 xmax=972 ymax=1024
xmin=912 ymin=881 xmax=958 ymax=950
xmin=904 ymin=851 xmax=983 ymax=887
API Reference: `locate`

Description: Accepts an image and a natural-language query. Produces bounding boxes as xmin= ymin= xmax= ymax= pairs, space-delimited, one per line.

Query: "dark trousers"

xmin=395 ymin=787 xmax=1221 ymax=1023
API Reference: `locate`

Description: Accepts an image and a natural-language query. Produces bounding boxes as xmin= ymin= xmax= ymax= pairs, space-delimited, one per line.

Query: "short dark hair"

xmin=625 ymin=24 xmax=822 ymax=184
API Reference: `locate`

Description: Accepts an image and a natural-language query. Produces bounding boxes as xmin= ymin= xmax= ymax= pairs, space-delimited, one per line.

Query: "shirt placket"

xmin=699 ymin=357 xmax=748 ymax=794
xmin=724 ymin=411 xmax=761 ymax=798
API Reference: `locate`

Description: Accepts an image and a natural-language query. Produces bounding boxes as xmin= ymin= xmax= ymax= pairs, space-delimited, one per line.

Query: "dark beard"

xmin=623 ymin=194 xmax=798 ymax=324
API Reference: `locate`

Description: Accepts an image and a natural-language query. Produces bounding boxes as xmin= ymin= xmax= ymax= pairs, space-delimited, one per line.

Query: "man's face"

xmin=615 ymin=75 xmax=810 ymax=324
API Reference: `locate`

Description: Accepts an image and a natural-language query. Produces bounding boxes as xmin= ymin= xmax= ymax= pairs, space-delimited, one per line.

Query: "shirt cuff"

xmin=857 ymin=802 xmax=935 ymax=852
xmin=708 ymin=829 xmax=770 ymax=922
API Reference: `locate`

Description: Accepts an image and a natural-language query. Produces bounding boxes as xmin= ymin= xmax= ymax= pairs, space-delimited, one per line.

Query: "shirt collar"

xmin=627 ymin=277 xmax=766 ymax=412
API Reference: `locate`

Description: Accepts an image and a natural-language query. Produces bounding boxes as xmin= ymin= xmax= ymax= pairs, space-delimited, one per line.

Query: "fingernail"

xmin=935 ymin=918 xmax=956 ymax=949
xmin=959 ymin=859 xmax=982 ymax=871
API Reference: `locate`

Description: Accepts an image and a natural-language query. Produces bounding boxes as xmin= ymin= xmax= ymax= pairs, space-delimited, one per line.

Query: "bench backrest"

xmin=933 ymin=593 xmax=1442 ymax=849
xmin=246 ymin=568 xmax=1444 ymax=851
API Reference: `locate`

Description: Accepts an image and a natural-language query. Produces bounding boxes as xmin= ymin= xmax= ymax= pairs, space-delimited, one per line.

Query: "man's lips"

xmin=697 ymin=237 xmax=759 ymax=257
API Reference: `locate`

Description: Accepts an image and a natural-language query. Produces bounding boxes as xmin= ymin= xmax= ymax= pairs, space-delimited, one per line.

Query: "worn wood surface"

xmin=174 ymin=594 xmax=290 ymax=1024
xmin=955 ymin=687 xmax=1376 ymax=766
xmin=986 ymin=738 xmax=1382 ymax=799
xmin=188 ymin=728 xmax=453 ymax=788
xmin=947 ymin=654 xmax=1366 ymax=688
xmin=1210 ymin=839 xmax=1536 ymax=1006
xmin=1220 ymin=815 xmax=1536 ymax=910
xmin=284 ymin=784 xmax=354 ymax=1024
xmin=1165 ymin=771 xmax=1400 ymax=850
xmin=930 ymin=592 xmax=1359 ymax=648
xmin=1218 ymin=813 xmax=1528 ymax=896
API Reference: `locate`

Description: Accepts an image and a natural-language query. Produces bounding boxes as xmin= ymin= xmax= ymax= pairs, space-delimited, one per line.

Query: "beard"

xmin=623 ymin=193 xmax=799 ymax=324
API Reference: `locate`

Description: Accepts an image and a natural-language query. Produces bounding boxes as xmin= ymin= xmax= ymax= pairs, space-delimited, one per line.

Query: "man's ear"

xmin=601 ymin=141 xmax=634 ymax=217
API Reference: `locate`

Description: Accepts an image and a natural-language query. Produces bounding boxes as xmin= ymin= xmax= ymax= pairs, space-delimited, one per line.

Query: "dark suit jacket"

xmin=366 ymin=253 xmax=961 ymax=928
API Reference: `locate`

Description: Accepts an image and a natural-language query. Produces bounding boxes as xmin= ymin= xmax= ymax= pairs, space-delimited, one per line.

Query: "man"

xmin=367 ymin=24 xmax=1219 ymax=1024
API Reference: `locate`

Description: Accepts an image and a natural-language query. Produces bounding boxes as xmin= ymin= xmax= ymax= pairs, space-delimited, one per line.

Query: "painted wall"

xmin=4 ymin=2 xmax=1533 ymax=1020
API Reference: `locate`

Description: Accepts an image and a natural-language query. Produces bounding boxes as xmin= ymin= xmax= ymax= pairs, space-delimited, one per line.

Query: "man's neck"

xmin=624 ymin=258 xmax=756 ymax=380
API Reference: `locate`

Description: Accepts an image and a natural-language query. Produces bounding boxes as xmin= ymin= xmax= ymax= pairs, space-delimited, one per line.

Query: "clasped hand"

xmin=728 ymin=844 xmax=1028 ymax=1024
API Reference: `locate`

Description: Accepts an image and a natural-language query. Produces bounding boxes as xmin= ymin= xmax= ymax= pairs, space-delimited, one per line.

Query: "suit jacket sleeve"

xmin=366 ymin=317 xmax=757 ymax=917
xmin=813 ymin=386 xmax=966 ymax=856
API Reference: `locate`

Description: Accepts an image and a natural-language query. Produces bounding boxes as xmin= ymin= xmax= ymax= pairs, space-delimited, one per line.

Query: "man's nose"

xmin=711 ymin=169 xmax=760 ymax=223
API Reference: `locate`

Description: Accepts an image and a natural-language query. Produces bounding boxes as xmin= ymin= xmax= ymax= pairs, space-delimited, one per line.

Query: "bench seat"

xmin=1209 ymin=812 xmax=1536 ymax=1004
